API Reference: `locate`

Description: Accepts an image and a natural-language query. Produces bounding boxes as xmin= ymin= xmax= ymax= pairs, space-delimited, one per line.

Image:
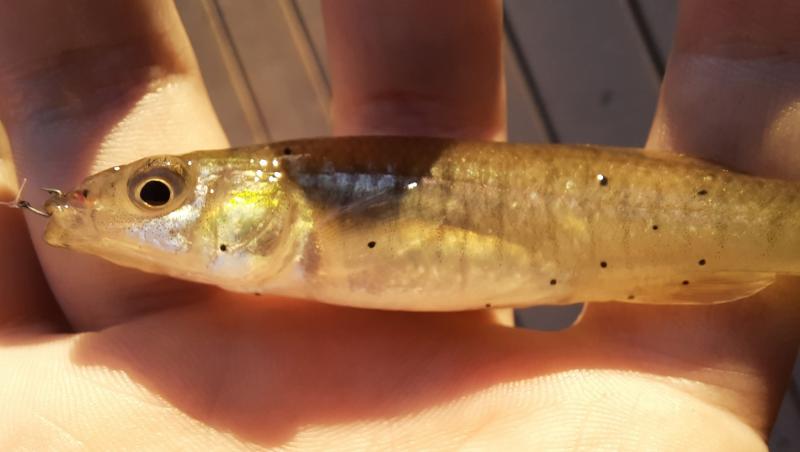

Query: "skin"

xmin=0 ymin=0 xmax=798 ymax=449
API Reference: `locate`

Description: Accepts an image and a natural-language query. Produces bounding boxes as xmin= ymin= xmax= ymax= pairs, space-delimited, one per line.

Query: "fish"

xmin=36 ymin=136 xmax=800 ymax=311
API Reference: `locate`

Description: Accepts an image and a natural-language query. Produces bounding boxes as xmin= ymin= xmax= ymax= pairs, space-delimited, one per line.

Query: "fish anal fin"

xmin=627 ymin=272 xmax=776 ymax=305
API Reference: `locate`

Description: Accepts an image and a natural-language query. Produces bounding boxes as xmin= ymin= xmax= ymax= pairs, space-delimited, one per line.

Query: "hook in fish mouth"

xmin=41 ymin=188 xmax=63 ymax=197
xmin=16 ymin=200 xmax=51 ymax=217
xmin=0 ymin=178 xmax=58 ymax=217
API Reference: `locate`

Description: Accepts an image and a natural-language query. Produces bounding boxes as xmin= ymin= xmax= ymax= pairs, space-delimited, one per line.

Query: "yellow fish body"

xmin=42 ymin=136 xmax=800 ymax=310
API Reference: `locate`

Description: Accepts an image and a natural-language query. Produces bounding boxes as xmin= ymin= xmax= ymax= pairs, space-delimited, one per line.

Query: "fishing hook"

xmin=0 ymin=178 xmax=53 ymax=217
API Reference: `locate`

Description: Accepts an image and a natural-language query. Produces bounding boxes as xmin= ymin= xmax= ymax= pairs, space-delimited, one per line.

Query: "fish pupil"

xmin=139 ymin=180 xmax=172 ymax=207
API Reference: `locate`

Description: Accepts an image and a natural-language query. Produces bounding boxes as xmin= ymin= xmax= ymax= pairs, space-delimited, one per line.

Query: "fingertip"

xmin=323 ymin=0 xmax=505 ymax=140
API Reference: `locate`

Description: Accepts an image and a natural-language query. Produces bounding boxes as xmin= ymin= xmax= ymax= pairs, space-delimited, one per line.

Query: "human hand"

xmin=0 ymin=0 xmax=798 ymax=449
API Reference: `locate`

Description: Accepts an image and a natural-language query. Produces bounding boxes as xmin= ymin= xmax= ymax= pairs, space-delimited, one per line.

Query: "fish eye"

xmin=137 ymin=179 xmax=172 ymax=207
xmin=128 ymin=160 xmax=188 ymax=212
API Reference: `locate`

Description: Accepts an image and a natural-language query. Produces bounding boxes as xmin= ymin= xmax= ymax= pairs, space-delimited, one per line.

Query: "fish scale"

xmin=35 ymin=136 xmax=800 ymax=311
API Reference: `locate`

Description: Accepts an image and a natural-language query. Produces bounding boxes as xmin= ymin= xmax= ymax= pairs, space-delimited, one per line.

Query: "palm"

xmin=1 ymin=1 xmax=798 ymax=450
xmin=3 ymin=293 xmax=779 ymax=449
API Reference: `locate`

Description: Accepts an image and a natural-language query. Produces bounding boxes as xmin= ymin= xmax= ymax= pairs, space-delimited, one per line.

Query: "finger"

xmin=323 ymin=0 xmax=505 ymax=140
xmin=581 ymin=0 xmax=800 ymax=436
xmin=323 ymin=0 xmax=508 ymax=324
xmin=0 ymin=1 xmax=228 ymax=330
xmin=0 ymin=123 xmax=65 ymax=331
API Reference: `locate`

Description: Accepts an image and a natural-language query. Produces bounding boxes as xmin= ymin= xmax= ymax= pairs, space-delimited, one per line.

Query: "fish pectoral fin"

xmin=628 ymin=272 xmax=776 ymax=304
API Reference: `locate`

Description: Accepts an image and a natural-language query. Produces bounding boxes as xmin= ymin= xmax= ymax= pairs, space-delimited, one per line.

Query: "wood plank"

xmin=515 ymin=304 xmax=583 ymax=332
xmin=503 ymin=33 xmax=582 ymax=331
xmin=635 ymin=0 xmax=678 ymax=67
xmin=504 ymin=41 xmax=550 ymax=143
xmin=505 ymin=0 xmax=660 ymax=146
xmin=215 ymin=0 xmax=331 ymax=140
xmin=293 ymin=0 xmax=330 ymax=92
xmin=175 ymin=0 xmax=268 ymax=146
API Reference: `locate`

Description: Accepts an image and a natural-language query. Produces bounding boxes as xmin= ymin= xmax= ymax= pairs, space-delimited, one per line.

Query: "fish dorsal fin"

xmin=625 ymin=272 xmax=776 ymax=304
xmin=637 ymin=147 xmax=729 ymax=171
xmin=569 ymin=144 xmax=723 ymax=169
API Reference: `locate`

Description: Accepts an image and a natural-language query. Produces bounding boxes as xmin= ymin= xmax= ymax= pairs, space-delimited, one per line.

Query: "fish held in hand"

xmin=31 ymin=136 xmax=800 ymax=311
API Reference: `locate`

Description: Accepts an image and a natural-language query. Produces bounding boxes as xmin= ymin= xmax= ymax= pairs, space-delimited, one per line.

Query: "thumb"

xmin=0 ymin=0 xmax=228 ymax=330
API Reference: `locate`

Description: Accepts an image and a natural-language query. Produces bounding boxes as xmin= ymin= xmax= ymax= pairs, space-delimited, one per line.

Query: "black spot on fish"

xmin=485 ymin=303 xmax=492 ymax=308
xmin=697 ymin=189 xmax=708 ymax=196
xmin=627 ymin=294 xmax=635 ymax=300
xmin=367 ymin=241 xmax=376 ymax=248
xmin=698 ymin=259 xmax=706 ymax=266
xmin=682 ymin=280 xmax=690 ymax=285
xmin=283 ymin=147 xmax=292 ymax=155
xmin=82 ymin=189 xmax=89 ymax=198
xmin=599 ymin=89 xmax=614 ymax=107
xmin=652 ymin=225 xmax=659 ymax=231
xmin=600 ymin=261 xmax=608 ymax=268
xmin=253 ymin=292 xmax=261 ymax=296
xmin=220 ymin=244 xmax=228 ymax=252
xmin=550 ymin=279 xmax=557 ymax=285
xmin=597 ymin=174 xmax=609 ymax=186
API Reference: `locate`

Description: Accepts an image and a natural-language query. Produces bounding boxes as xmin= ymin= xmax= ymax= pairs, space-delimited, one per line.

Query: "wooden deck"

xmin=174 ymin=1 xmax=798 ymax=445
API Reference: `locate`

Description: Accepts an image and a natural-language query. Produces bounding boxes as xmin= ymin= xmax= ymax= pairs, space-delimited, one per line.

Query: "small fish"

xmin=24 ymin=136 xmax=800 ymax=311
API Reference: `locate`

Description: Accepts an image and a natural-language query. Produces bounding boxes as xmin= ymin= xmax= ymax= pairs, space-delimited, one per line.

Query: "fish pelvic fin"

xmin=622 ymin=272 xmax=776 ymax=304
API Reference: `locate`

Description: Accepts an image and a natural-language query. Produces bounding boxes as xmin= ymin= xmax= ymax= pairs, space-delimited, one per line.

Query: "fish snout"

xmin=43 ymin=189 xmax=92 ymax=248
xmin=44 ymin=193 xmax=68 ymax=216
xmin=44 ymin=189 xmax=90 ymax=216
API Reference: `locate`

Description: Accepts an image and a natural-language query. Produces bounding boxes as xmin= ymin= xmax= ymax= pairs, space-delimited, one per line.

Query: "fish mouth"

xmin=43 ymin=190 xmax=90 ymax=248
xmin=43 ymin=193 xmax=67 ymax=217
xmin=44 ymin=188 xmax=90 ymax=215
xmin=43 ymin=220 xmax=70 ymax=248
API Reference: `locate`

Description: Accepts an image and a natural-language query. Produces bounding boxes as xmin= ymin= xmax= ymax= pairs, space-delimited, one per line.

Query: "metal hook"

xmin=0 ymin=178 xmax=53 ymax=217
xmin=0 ymin=198 xmax=51 ymax=217
xmin=17 ymin=200 xmax=51 ymax=217
xmin=41 ymin=187 xmax=63 ymax=197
